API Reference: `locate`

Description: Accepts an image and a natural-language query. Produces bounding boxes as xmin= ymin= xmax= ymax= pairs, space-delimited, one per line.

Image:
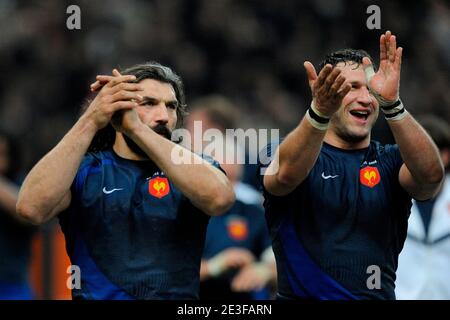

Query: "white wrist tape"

xmin=305 ymin=101 xmax=330 ymax=130
xmin=381 ymin=99 xmax=408 ymax=121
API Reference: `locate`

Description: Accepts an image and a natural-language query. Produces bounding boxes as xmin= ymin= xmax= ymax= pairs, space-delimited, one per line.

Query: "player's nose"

xmin=153 ymin=103 xmax=169 ymax=124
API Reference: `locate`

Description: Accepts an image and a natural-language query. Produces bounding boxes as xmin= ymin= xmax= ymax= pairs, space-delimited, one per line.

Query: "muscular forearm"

xmin=389 ymin=114 xmax=444 ymax=194
xmin=129 ymin=125 xmax=235 ymax=216
xmin=16 ymin=115 xmax=98 ymax=224
xmin=264 ymin=116 xmax=326 ymax=196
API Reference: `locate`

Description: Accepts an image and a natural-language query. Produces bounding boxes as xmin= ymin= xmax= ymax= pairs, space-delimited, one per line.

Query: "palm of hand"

xmin=369 ymin=61 xmax=400 ymax=102
xmin=111 ymin=108 xmax=141 ymax=135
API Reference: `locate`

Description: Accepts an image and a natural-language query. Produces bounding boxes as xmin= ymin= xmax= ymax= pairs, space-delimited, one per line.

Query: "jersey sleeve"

xmin=200 ymin=153 xmax=226 ymax=175
xmin=256 ymin=141 xmax=280 ymax=191
xmin=382 ymin=144 xmax=404 ymax=177
xmin=71 ymin=153 xmax=99 ymax=200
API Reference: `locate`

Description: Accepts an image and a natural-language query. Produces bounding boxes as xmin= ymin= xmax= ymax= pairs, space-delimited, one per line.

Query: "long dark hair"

xmin=82 ymin=61 xmax=188 ymax=152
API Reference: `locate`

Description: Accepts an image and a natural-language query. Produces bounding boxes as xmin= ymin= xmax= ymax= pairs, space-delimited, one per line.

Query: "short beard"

xmin=123 ymin=124 xmax=173 ymax=158
xmin=336 ymin=129 xmax=368 ymax=144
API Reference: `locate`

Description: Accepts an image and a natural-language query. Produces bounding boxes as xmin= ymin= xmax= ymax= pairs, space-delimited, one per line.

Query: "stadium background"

xmin=0 ymin=0 xmax=448 ymax=299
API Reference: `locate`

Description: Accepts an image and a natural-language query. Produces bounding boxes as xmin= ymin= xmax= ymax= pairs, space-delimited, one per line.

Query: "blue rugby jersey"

xmin=201 ymin=186 xmax=272 ymax=299
xmin=59 ymin=149 xmax=223 ymax=300
xmin=258 ymin=141 xmax=412 ymax=299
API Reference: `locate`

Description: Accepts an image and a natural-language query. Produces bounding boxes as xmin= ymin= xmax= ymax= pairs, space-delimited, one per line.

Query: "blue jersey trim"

xmin=71 ymin=236 xmax=134 ymax=300
xmin=278 ymin=216 xmax=357 ymax=300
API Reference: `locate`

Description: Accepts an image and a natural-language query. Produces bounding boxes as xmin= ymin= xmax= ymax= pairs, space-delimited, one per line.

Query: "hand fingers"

xmin=385 ymin=30 xmax=392 ymax=39
xmin=90 ymin=80 xmax=103 ymax=92
xmin=316 ymin=64 xmax=333 ymax=88
xmin=91 ymin=74 xmax=125 ymax=91
xmin=108 ymin=82 xmax=145 ymax=95
xmin=380 ymin=34 xmax=387 ymax=61
xmin=112 ymin=68 xmax=122 ymax=77
xmin=91 ymin=77 xmax=112 ymax=92
xmin=337 ymin=83 xmax=351 ymax=99
xmin=395 ymin=47 xmax=403 ymax=71
xmin=231 ymin=272 xmax=261 ymax=292
xmin=105 ymin=74 xmax=137 ymax=88
xmin=110 ymin=100 xmax=138 ymax=113
xmin=111 ymin=90 xmax=144 ymax=103
xmin=323 ymin=67 xmax=342 ymax=93
xmin=330 ymin=75 xmax=346 ymax=93
xmin=304 ymin=61 xmax=318 ymax=88
xmin=389 ymin=35 xmax=396 ymax=62
xmin=230 ymin=255 xmax=252 ymax=267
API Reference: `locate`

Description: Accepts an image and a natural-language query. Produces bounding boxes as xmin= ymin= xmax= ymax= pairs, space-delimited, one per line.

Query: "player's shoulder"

xmin=370 ymin=140 xmax=399 ymax=154
xmin=80 ymin=149 xmax=115 ymax=168
xmin=368 ymin=140 xmax=402 ymax=164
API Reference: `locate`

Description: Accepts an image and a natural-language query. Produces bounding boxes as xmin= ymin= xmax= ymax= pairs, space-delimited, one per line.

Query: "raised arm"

xmin=363 ymin=31 xmax=444 ymax=200
xmin=263 ymin=63 xmax=351 ymax=196
xmin=16 ymin=73 xmax=142 ymax=224
xmin=105 ymin=70 xmax=235 ymax=217
xmin=114 ymin=112 xmax=235 ymax=216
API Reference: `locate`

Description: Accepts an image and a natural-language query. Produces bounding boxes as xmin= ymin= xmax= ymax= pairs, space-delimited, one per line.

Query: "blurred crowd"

xmin=0 ymin=0 xmax=448 ymax=171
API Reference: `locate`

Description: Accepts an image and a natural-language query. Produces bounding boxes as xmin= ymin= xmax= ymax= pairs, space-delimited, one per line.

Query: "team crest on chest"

xmin=227 ymin=217 xmax=248 ymax=241
xmin=360 ymin=166 xmax=380 ymax=188
xmin=148 ymin=176 xmax=170 ymax=198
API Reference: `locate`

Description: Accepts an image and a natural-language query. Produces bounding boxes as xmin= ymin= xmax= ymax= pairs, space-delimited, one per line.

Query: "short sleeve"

xmin=382 ymin=144 xmax=404 ymax=177
xmin=256 ymin=141 xmax=280 ymax=190
xmin=200 ymin=154 xmax=227 ymax=175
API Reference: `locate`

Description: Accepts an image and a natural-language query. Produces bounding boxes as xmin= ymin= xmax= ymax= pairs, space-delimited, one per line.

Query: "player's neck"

xmin=323 ymin=130 xmax=370 ymax=150
xmin=113 ymin=133 xmax=147 ymax=161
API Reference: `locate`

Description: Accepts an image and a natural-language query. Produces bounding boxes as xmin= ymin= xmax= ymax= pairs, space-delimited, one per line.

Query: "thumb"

xmin=362 ymin=57 xmax=375 ymax=82
xmin=303 ymin=61 xmax=317 ymax=89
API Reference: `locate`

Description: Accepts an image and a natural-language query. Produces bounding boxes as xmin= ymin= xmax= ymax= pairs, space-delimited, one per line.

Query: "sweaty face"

xmin=329 ymin=62 xmax=379 ymax=144
xmin=123 ymin=78 xmax=178 ymax=157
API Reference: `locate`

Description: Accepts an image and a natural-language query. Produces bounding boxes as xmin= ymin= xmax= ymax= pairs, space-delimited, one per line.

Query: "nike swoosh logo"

xmin=321 ymin=172 xmax=339 ymax=179
xmin=102 ymin=187 xmax=124 ymax=194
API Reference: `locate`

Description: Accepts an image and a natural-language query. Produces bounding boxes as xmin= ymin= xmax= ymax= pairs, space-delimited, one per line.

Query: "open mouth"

xmin=349 ymin=109 xmax=370 ymax=123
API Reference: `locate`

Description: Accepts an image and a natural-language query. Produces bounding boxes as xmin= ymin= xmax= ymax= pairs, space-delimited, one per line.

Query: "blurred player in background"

xmin=16 ymin=62 xmax=234 ymax=300
xmin=0 ymin=130 xmax=35 ymax=299
xmin=185 ymin=99 xmax=276 ymax=299
xmin=258 ymin=31 xmax=444 ymax=299
xmin=396 ymin=115 xmax=450 ymax=299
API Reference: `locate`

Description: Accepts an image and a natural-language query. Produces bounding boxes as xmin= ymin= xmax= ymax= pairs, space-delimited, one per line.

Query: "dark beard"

xmin=123 ymin=124 xmax=173 ymax=158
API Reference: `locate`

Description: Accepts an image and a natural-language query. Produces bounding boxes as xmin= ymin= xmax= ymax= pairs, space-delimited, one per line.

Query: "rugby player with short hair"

xmin=258 ymin=31 xmax=444 ymax=299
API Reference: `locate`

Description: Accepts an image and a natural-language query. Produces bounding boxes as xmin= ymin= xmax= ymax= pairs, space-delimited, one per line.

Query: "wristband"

xmin=380 ymin=99 xmax=408 ymax=121
xmin=305 ymin=101 xmax=330 ymax=130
